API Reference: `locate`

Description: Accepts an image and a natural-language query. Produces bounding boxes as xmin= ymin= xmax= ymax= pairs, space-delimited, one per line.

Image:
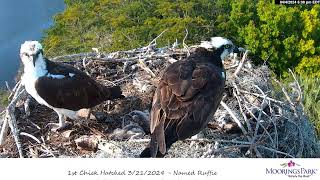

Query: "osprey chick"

xmin=20 ymin=41 xmax=123 ymax=131
xmin=140 ymin=37 xmax=239 ymax=157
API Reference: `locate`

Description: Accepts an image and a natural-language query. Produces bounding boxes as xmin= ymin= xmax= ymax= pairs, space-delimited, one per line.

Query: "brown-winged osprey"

xmin=20 ymin=41 xmax=123 ymax=131
xmin=140 ymin=37 xmax=240 ymax=157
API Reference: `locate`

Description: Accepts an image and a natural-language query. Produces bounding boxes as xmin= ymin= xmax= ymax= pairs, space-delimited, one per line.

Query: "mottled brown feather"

xmin=146 ymin=47 xmax=225 ymax=157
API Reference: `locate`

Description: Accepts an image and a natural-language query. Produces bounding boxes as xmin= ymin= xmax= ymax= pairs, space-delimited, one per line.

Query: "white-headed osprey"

xmin=140 ymin=37 xmax=240 ymax=157
xmin=20 ymin=41 xmax=124 ymax=131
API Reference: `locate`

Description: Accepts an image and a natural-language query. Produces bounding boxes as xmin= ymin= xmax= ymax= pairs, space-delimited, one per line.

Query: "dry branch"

xmin=147 ymin=29 xmax=168 ymax=48
xmin=0 ymin=86 xmax=27 ymax=157
xmin=51 ymin=52 xmax=98 ymax=61
xmin=20 ymin=132 xmax=41 ymax=144
xmin=234 ymin=50 xmax=250 ymax=77
xmin=220 ymin=101 xmax=248 ymax=137
xmin=5 ymin=81 xmax=12 ymax=93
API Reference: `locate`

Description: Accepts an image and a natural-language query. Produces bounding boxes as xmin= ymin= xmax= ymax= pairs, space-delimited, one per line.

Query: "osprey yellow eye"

xmin=225 ymin=44 xmax=231 ymax=49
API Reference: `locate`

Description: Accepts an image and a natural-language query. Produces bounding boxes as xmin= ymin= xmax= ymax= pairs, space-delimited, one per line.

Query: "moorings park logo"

xmin=266 ymin=160 xmax=318 ymax=178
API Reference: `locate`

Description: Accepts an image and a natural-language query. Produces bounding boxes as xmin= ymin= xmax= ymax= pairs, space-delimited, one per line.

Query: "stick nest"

xmin=0 ymin=44 xmax=319 ymax=158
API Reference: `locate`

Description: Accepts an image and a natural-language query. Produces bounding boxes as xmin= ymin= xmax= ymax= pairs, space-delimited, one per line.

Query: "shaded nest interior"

xmin=0 ymin=45 xmax=319 ymax=158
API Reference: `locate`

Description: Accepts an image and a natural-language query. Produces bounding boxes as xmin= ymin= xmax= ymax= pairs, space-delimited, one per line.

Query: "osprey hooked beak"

xmin=20 ymin=41 xmax=43 ymax=66
xmin=20 ymin=50 xmax=43 ymax=66
xmin=233 ymin=46 xmax=240 ymax=54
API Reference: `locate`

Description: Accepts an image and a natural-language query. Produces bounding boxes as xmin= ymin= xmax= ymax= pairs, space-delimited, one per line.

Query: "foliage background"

xmin=43 ymin=0 xmax=319 ymax=77
xmin=0 ymin=89 xmax=9 ymax=108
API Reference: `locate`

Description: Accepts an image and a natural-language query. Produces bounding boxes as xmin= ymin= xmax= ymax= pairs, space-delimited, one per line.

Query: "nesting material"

xmin=0 ymin=42 xmax=319 ymax=158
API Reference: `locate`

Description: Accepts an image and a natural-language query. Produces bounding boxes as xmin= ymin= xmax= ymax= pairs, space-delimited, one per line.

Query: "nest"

xmin=0 ymin=43 xmax=319 ymax=158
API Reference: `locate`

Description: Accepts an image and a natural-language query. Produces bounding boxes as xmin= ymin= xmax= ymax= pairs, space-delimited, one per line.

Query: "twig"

xmin=93 ymin=56 xmax=139 ymax=63
xmin=0 ymin=115 xmax=9 ymax=145
xmin=111 ymin=73 xmax=134 ymax=84
xmin=254 ymin=147 xmax=263 ymax=158
xmin=215 ymin=139 xmax=252 ymax=145
xmin=25 ymin=118 xmax=41 ymax=130
xmin=51 ymin=52 xmax=98 ymax=61
xmin=147 ymin=29 xmax=168 ymax=48
xmin=0 ymin=84 xmax=27 ymax=157
xmin=253 ymin=85 xmax=277 ymax=149
xmin=134 ymin=29 xmax=169 ymax=77
xmin=172 ymin=39 xmax=179 ymax=49
xmin=274 ymin=79 xmax=304 ymax=157
xmin=251 ymin=93 xmax=267 ymax=146
xmin=93 ymin=53 xmax=173 ymax=63
xmin=239 ymin=89 xmax=284 ymax=104
xmin=273 ymin=78 xmax=298 ymax=117
xmin=5 ymin=81 xmax=12 ymax=93
xmin=39 ymin=144 xmax=56 ymax=157
xmin=205 ymin=142 xmax=290 ymax=158
xmin=289 ymin=68 xmax=303 ymax=107
xmin=137 ymin=58 xmax=156 ymax=78
xmin=82 ymin=57 xmax=90 ymax=75
xmin=7 ymin=89 xmax=27 ymax=158
xmin=8 ymin=81 xmax=21 ymax=100
xmin=286 ymin=118 xmax=304 ymax=158
xmin=24 ymin=96 xmax=32 ymax=116
xmin=220 ymin=101 xmax=248 ymax=137
xmin=257 ymin=145 xmax=294 ymax=158
xmin=232 ymin=82 xmax=252 ymax=133
xmin=20 ymin=132 xmax=41 ymax=144
xmin=191 ymin=138 xmax=260 ymax=157
xmin=11 ymin=80 xmax=20 ymax=93
xmin=101 ymin=79 xmax=117 ymax=86
xmin=242 ymin=103 xmax=275 ymax=146
xmin=182 ymin=28 xmax=190 ymax=56
xmin=225 ymin=64 xmax=239 ymax=70
xmin=1 ymin=82 xmax=21 ymax=145
xmin=214 ymin=144 xmax=251 ymax=152
xmin=127 ymin=139 xmax=150 ymax=143
xmin=270 ymin=117 xmax=279 ymax=154
xmin=241 ymin=85 xmax=275 ymax=147
xmin=234 ymin=50 xmax=250 ymax=76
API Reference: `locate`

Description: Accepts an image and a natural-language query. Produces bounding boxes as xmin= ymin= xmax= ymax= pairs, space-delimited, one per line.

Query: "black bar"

xmin=275 ymin=0 xmax=319 ymax=4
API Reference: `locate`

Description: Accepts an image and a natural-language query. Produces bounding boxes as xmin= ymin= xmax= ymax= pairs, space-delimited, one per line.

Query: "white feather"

xmin=221 ymin=72 xmax=225 ymax=79
xmin=200 ymin=41 xmax=213 ymax=49
xmin=69 ymin=73 xmax=75 ymax=77
xmin=210 ymin=37 xmax=232 ymax=48
xmin=54 ymin=108 xmax=79 ymax=120
xmin=20 ymin=41 xmax=43 ymax=55
xmin=220 ymin=50 xmax=230 ymax=61
xmin=22 ymin=52 xmax=50 ymax=107
xmin=22 ymin=73 xmax=50 ymax=107
xmin=47 ymin=74 xmax=65 ymax=79
xmin=200 ymin=37 xmax=233 ymax=49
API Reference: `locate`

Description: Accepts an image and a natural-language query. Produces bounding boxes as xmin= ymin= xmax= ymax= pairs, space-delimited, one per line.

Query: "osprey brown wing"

xmin=149 ymin=59 xmax=225 ymax=156
xmin=35 ymin=60 xmax=122 ymax=111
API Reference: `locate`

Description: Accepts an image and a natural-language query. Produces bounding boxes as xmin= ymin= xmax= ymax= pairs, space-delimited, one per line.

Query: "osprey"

xmin=140 ymin=37 xmax=240 ymax=157
xmin=20 ymin=41 xmax=123 ymax=131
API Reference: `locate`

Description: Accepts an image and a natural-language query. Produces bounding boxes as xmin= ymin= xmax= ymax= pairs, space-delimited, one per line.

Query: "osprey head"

xmin=20 ymin=41 xmax=44 ymax=66
xmin=200 ymin=37 xmax=240 ymax=61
